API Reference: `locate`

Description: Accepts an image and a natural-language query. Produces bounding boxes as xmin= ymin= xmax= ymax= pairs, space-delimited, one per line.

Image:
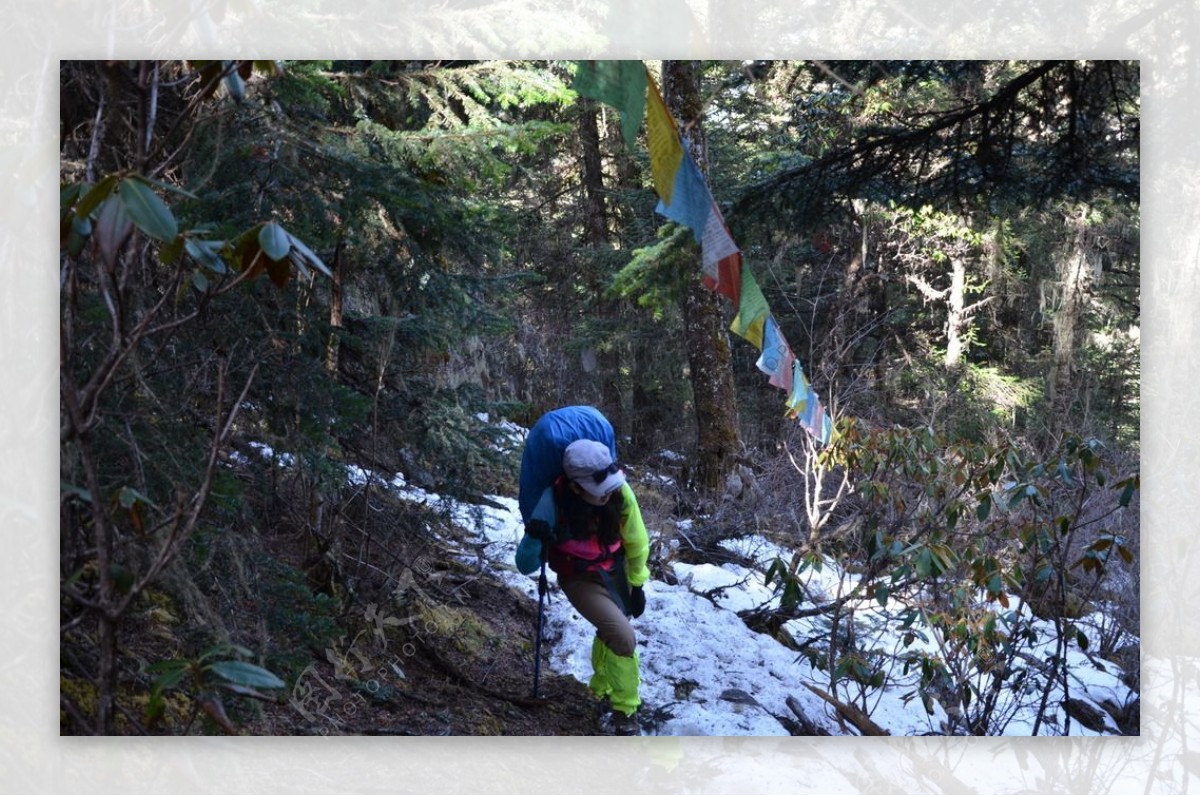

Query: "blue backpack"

xmin=517 ymin=406 xmax=617 ymax=522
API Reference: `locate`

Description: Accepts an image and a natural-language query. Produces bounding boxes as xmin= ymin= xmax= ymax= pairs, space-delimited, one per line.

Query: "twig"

xmin=112 ymin=360 xmax=260 ymax=619
xmin=785 ymin=694 xmax=831 ymax=735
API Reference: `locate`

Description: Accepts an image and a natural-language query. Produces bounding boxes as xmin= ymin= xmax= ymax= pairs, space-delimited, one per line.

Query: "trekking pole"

xmin=532 ymin=559 xmax=548 ymax=698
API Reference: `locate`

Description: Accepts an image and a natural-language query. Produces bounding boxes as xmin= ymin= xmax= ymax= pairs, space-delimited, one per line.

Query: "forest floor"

xmin=254 ymin=564 xmax=611 ymax=737
xmin=234 ymin=494 xmax=624 ymax=739
xmin=77 ymin=469 xmax=613 ymax=737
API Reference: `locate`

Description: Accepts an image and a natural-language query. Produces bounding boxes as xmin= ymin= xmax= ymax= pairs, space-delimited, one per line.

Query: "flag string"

xmin=573 ymin=60 xmax=832 ymax=444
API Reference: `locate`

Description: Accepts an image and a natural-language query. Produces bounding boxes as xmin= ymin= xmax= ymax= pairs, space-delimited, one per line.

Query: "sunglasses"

xmin=584 ymin=462 xmax=620 ymax=485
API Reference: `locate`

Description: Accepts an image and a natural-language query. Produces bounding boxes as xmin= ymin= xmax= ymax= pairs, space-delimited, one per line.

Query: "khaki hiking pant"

xmin=559 ymin=572 xmax=641 ymax=716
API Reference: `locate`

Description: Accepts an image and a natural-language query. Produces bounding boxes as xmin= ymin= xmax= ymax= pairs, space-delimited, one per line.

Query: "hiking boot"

xmin=612 ymin=709 xmax=641 ymax=736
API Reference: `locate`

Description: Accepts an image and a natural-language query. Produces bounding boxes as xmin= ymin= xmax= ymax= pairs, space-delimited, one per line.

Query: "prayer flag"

xmin=700 ymin=204 xmax=742 ymax=304
xmin=797 ymin=385 xmax=833 ymax=444
xmin=572 ymin=60 xmax=647 ymax=149
xmin=784 ymin=360 xmax=809 ymax=418
xmin=655 ymin=143 xmax=743 ymax=302
xmin=646 ymin=73 xmax=684 ymax=205
xmin=756 ymin=316 xmax=795 ymax=390
xmin=656 ymin=146 xmax=712 ymax=235
xmin=579 ymin=63 xmax=834 ymax=447
xmin=798 ymin=385 xmax=821 ymax=431
xmin=730 ymin=266 xmax=769 ymax=349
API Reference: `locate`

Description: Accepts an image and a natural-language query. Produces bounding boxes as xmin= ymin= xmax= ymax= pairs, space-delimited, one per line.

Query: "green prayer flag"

xmin=573 ymin=60 xmax=647 ymax=149
xmin=730 ymin=266 xmax=770 ymax=349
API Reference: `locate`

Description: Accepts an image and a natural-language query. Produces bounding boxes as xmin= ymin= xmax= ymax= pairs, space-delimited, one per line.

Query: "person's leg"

xmin=591 ymin=635 xmax=641 ymax=716
xmin=561 ymin=574 xmax=641 ymax=715
xmin=561 ymin=573 xmax=635 ymax=655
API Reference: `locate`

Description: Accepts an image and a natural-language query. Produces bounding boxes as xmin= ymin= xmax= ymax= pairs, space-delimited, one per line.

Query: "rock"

xmin=1062 ymin=697 xmax=1113 ymax=733
xmin=719 ymin=687 xmax=762 ymax=708
xmin=1100 ymin=696 xmax=1140 ymax=735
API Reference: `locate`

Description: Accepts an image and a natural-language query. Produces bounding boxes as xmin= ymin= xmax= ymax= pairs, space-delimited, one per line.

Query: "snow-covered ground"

xmin=453 ymin=489 xmax=1137 ymax=737
xmin=251 ymin=439 xmax=1138 ymax=737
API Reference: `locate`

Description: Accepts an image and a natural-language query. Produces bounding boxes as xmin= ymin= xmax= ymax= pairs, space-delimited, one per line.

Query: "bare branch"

xmin=809 ymin=60 xmax=862 ymax=95
xmin=117 ymin=360 xmax=260 ymax=615
xmin=62 ymin=278 xmax=177 ymax=442
xmin=84 ymin=70 xmax=108 ymax=184
xmin=961 ymin=293 xmax=1000 ymax=318
xmin=142 ymin=61 xmax=160 ymax=170
xmin=906 ymin=273 xmax=948 ymax=303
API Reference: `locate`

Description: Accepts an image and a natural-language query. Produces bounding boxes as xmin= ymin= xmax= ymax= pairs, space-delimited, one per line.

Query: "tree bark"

xmin=326 ymin=236 xmax=344 ymax=375
xmin=1048 ymin=204 xmax=1095 ymax=412
xmin=578 ymin=98 xmax=625 ymax=425
xmin=662 ymin=60 xmax=741 ymax=492
xmin=578 ymin=99 xmax=608 ymax=247
xmin=945 ymin=257 xmax=967 ymax=368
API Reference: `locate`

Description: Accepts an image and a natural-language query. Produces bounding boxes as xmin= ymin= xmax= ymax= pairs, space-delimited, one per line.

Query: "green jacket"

xmin=515 ymin=482 xmax=650 ymax=588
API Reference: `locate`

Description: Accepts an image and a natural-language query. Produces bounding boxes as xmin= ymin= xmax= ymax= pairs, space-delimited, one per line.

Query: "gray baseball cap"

xmin=562 ymin=439 xmax=626 ymax=498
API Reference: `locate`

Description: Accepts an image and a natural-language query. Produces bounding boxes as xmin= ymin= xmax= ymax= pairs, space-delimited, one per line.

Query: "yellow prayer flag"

xmin=731 ymin=312 xmax=767 ymax=350
xmin=645 ymin=71 xmax=683 ymax=206
xmin=784 ymin=362 xmax=809 ymax=418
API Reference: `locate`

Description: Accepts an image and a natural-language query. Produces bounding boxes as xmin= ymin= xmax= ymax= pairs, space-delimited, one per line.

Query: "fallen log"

xmin=802 ymin=683 xmax=890 ymax=736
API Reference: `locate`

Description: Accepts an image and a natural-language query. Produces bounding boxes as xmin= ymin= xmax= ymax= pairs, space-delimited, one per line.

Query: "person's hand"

xmin=526 ymin=519 xmax=553 ymax=543
xmin=628 ymin=585 xmax=646 ymax=618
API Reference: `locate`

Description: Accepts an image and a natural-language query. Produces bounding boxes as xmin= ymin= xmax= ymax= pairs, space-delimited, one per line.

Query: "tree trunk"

xmin=1048 ymin=205 xmax=1094 ymax=411
xmin=832 ymin=215 xmax=866 ymax=380
xmin=578 ymin=99 xmax=608 ymax=247
xmin=606 ymin=110 xmax=653 ymax=439
xmin=578 ymin=98 xmax=625 ymax=426
xmin=662 ymin=60 xmax=741 ymax=492
xmin=945 ymin=257 xmax=967 ymax=368
xmin=326 ymin=236 xmax=344 ymax=375
xmin=907 ymin=250 xmax=995 ymax=372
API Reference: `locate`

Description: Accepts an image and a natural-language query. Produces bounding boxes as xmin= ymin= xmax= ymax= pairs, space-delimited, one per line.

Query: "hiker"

xmin=515 ymin=406 xmax=650 ymax=736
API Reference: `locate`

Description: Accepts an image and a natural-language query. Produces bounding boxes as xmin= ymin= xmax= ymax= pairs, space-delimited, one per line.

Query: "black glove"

xmin=526 ymin=519 xmax=553 ymax=544
xmin=628 ymin=586 xmax=646 ymax=618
